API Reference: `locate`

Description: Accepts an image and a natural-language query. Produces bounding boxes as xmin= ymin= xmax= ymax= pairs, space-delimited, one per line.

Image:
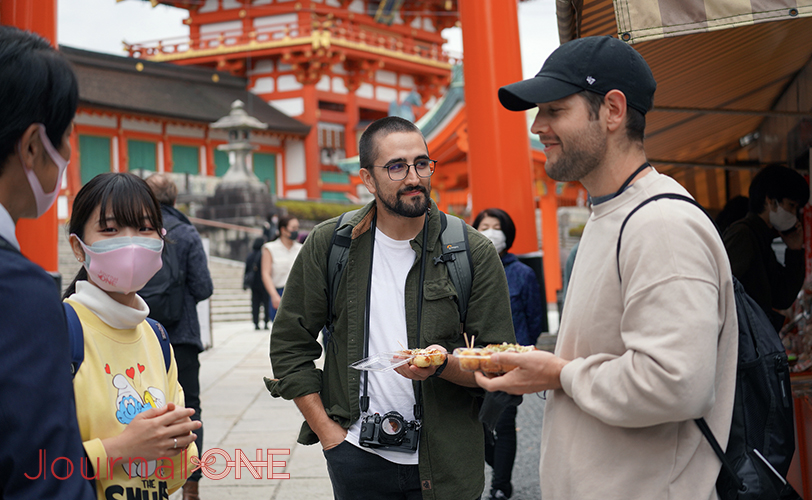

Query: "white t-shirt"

xmin=263 ymin=238 xmax=302 ymax=288
xmin=345 ymin=228 xmax=418 ymax=465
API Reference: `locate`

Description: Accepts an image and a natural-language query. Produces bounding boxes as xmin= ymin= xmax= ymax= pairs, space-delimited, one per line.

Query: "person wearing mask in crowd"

xmin=473 ymin=208 xmax=542 ymax=500
xmin=0 ymin=25 xmax=96 ymax=499
xmin=63 ymin=172 xmax=200 ymax=499
xmin=715 ymin=195 xmax=749 ymax=236
xmin=261 ymin=214 xmax=302 ymax=321
xmin=477 ymin=36 xmax=738 ymax=500
xmin=267 ymin=116 xmax=515 ymax=499
xmin=263 ymin=212 xmax=278 ymax=242
xmin=723 ymin=165 xmax=808 ymax=332
xmin=245 ymin=236 xmax=270 ymax=330
xmin=144 ymin=173 xmax=213 ymax=500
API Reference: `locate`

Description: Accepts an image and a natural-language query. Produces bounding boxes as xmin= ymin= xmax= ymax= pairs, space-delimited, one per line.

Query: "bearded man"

xmin=477 ymin=36 xmax=739 ymax=500
xmin=267 ymin=116 xmax=515 ymax=500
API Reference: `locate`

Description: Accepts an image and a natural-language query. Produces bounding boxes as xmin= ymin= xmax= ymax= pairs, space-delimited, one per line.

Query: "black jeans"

xmin=484 ymin=405 xmax=518 ymax=497
xmin=251 ymin=285 xmax=269 ymax=327
xmin=322 ymin=441 xmax=422 ymax=500
xmin=174 ymin=344 xmax=203 ymax=482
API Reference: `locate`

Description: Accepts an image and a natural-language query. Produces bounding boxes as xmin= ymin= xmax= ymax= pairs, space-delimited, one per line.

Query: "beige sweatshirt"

xmin=541 ymin=171 xmax=738 ymax=500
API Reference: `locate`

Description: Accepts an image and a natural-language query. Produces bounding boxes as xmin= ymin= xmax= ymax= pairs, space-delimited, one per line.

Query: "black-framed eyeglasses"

xmin=373 ymin=159 xmax=437 ymax=181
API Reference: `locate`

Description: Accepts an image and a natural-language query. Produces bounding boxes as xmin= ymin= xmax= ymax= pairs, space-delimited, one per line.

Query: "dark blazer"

xmin=160 ymin=205 xmax=214 ymax=351
xmin=0 ymin=236 xmax=95 ymax=499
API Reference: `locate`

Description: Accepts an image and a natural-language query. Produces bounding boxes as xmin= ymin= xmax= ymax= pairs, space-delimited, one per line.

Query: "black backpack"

xmin=323 ymin=209 xmax=472 ymax=341
xmin=140 ymin=217 xmax=185 ymax=327
xmin=617 ymin=193 xmax=799 ymax=500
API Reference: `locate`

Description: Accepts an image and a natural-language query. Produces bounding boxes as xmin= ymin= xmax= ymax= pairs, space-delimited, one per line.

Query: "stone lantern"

xmin=210 ymin=99 xmax=268 ymax=187
xmin=198 ymin=99 xmax=276 ymax=260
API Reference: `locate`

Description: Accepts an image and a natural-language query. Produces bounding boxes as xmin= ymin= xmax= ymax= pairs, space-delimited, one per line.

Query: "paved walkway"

xmin=171 ymin=321 xmax=546 ymax=500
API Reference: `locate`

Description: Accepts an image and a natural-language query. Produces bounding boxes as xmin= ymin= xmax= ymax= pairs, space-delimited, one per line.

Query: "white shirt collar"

xmin=0 ymin=203 xmax=19 ymax=250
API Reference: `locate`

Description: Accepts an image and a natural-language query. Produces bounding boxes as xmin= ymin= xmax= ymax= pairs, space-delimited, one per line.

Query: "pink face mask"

xmin=20 ymin=124 xmax=69 ymax=218
xmin=73 ymin=235 xmax=164 ymax=294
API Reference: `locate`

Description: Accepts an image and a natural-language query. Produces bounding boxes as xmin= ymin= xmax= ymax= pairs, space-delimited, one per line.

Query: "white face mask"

xmin=768 ymin=204 xmax=797 ymax=232
xmin=480 ymin=228 xmax=507 ymax=254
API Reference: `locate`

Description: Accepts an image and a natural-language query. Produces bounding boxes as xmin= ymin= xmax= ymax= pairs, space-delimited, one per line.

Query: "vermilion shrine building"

xmin=58 ymin=0 xmax=567 ymax=300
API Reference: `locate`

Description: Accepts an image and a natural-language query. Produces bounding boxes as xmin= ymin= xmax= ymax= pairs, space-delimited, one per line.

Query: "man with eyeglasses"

xmin=268 ymin=116 xmax=515 ymax=499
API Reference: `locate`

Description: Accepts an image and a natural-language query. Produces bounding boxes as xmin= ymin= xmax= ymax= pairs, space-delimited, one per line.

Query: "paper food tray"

xmin=350 ymin=352 xmax=413 ymax=372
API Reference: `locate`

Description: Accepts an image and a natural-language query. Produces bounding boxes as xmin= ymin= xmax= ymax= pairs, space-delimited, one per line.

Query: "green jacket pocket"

xmin=422 ymin=278 xmax=462 ymax=343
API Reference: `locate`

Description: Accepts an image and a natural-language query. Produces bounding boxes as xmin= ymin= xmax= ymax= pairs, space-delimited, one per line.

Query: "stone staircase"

xmin=208 ymin=256 xmax=252 ymax=323
xmin=57 ymin=234 xmax=252 ymax=323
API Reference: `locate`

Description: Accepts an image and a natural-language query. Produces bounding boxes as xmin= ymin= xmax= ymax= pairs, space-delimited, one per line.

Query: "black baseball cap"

xmin=498 ymin=36 xmax=657 ymax=115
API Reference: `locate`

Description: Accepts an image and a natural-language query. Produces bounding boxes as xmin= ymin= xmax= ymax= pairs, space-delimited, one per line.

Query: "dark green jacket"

xmin=267 ymin=200 xmax=515 ymax=500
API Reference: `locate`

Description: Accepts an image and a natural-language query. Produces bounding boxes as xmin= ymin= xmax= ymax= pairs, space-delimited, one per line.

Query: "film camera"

xmin=359 ymin=411 xmax=420 ymax=453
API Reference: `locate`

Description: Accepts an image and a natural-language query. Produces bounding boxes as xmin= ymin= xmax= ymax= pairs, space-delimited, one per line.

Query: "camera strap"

xmin=359 ymin=211 xmax=427 ymax=421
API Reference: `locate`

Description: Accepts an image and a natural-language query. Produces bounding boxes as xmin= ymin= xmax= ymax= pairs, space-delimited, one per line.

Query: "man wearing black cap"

xmin=476 ymin=36 xmax=738 ymax=500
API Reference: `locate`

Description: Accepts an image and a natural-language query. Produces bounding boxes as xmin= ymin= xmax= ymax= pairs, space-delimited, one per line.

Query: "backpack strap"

xmin=433 ymin=212 xmax=473 ymax=327
xmin=64 ymin=302 xmax=85 ymax=377
xmin=324 ymin=209 xmax=359 ymax=342
xmin=616 ymin=193 xmax=715 ymax=282
xmin=614 ymin=193 xmax=744 ymax=491
xmin=64 ymin=302 xmax=172 ymax=375
xmin=146 ymin=318 xmax=173 ymax=372
xmin=323 ymin=209 xmax=474 ymax=337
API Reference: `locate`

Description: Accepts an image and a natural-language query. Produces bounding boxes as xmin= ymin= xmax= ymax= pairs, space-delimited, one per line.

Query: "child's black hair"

xmin=62 ymin=173 xmax=163 ymax=298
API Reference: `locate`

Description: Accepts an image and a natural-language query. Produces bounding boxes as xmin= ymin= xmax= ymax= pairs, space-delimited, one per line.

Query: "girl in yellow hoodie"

xmin=63 ymin=172 xmax=200 ymax=499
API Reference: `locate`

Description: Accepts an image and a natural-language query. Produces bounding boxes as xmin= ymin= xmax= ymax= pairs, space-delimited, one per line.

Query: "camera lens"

xmin=381 ymin=412 xmax=405 ymax=439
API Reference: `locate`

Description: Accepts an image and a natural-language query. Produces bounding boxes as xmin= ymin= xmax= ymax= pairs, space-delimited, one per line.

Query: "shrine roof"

xmin=60 ymin=46 xmax=310 ymax=136
xmin=337 ymin=64 xmax=544 ymax=174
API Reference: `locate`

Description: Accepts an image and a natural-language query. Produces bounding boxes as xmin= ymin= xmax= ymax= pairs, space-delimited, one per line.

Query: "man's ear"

xmin=69 ymin=234 xmax=86 ymax=264
xmin=603 ymin=90 xmax=628 ymax=133
xmin=16 ymin=124 xmax=44 ymax=172
xmin=359 ymin=167 xmax=377 ymax=196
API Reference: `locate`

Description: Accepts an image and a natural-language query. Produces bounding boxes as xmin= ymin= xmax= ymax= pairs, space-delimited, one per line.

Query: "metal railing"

xmin=125 ymin=18 xmax=458 ymax=66
xmin=188 ymin=216 xmax=264 ymax=236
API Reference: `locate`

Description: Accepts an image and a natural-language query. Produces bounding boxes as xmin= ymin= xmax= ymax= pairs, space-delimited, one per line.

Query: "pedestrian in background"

xmin=261 ymin=214 xmax=302 ymax=321
xmin=473 ymin=207 xmax=542 ymax=500
xmin=0 ymin=25 xmax=96 ymax=499
xmin=722 ymin=165 xmax=808 ymax=332
xmin=145 ymin=173 xmax=213 ymax=500
xmin=245 ymin=236 xmax=270 ymax=330
xmin=715 ymin=195 xmax=749 ymax=236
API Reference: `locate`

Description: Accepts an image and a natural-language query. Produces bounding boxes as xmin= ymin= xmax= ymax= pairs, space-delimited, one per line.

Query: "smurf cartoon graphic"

xmin=112 ymin=372 xmax=166 ymax=478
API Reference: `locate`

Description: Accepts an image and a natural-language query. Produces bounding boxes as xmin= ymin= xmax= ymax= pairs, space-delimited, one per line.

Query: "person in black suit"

xmin=0 ymin=25 xmax=95 ymax=499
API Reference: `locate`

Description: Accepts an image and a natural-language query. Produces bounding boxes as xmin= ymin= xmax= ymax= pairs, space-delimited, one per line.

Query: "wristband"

xmin=429 ymin=356 xmax=449 ymax=378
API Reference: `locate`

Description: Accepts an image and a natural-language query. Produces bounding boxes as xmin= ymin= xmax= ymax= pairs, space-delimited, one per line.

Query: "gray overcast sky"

xmin=57 ymin=0 xmax=559 ymax=80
